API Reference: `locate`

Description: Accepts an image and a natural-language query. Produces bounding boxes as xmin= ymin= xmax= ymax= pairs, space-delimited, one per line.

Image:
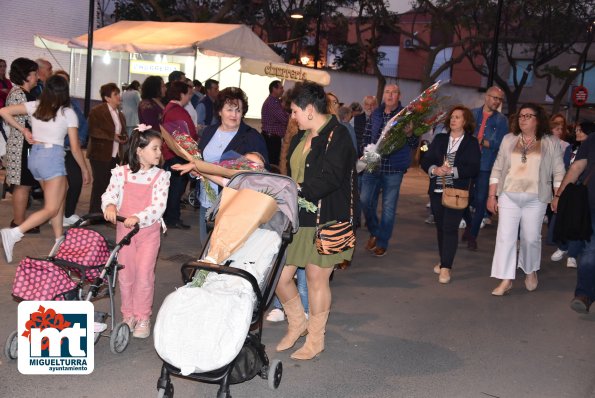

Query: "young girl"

xmin=0 ymin=75 xmax=90 ymax=263
xmin=101 ymin=128 xmax=170 ymax=338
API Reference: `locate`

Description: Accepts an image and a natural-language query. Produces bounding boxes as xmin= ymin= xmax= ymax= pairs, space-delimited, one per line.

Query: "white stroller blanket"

xmin=154 ymin=228 xmax=281 ymax=375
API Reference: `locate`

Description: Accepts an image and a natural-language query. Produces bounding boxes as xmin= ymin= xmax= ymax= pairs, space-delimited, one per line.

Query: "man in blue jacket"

xmin=360 ymin=84 xmax=417 ymax=257
xmin=463 ymin=86 xmax=508 ymax=250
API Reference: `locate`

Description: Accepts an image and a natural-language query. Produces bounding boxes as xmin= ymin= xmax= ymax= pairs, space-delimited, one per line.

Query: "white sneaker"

xmin=459 ymin=219 xmax=466 ymax=229
xmin=551 ymin=249 xmax=567 ymax=262
xmin=266 ymin=308 xmax=285 ymax=322
xmin=567 ymin=257 xmax=577 ymax=268
xmin=426 ymin=202 xmax=431 ymax=208
xmin=424 ymin=214 xmax=435 ymax=224
xmin=63 ymin=214 xmax=81 ymax=227
xmin=482 ymin=217 xmax=492 ymax=226
xmin=1 ymin=228 xmax=23 ymax=263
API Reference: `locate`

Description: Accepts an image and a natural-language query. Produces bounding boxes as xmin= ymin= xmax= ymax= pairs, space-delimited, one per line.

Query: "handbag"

xmin=554 ymin=169 xmax=594 ymax=242
xmin=441 ymin=175 xmax=469 ymax=210
xmin=314 ymin=131 xmax=356 ymax=255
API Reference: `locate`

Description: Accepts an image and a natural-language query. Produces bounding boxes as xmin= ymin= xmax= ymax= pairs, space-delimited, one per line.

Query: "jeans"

xmin=64 ymin=151 xmax=82 ymax=218
xmin=360 ymin=171 xmax=404 ymax=249
xmin=470 ymin=170 xmax=490 ymax=238
xmin=491 ymin=192 xmax=547 ymax=280
xmin=273 ymin=268 xmax=309 ymax=313
xmin=163 ymin=156 xmax=189 ymax=225
xmin=576 ymin=209 xmax=595 ymax=301
xmin=430 ymin=192 xmax=465 ymax=268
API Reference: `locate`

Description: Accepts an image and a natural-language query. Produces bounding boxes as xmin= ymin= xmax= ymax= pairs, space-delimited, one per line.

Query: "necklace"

xmin=520 ymin=135 xmax=535 ymax=163
xmin=448 ymin=134 xmax=463 ymax=154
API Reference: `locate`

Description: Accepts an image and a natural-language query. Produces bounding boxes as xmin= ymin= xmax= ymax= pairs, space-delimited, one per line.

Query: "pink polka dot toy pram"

xmin=4 ymin=214 xmax=140 ymax=359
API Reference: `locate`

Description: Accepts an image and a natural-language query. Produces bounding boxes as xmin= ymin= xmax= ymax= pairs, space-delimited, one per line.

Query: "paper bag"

xmin=206 ymin=187 xmax=278 ymax=264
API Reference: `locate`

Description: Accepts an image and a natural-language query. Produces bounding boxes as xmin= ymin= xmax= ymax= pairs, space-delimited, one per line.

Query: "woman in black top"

xmin=421 ymin=105 xmax=480 ymax=284
xmin=275 ymin=82 xmax=356 ymax=360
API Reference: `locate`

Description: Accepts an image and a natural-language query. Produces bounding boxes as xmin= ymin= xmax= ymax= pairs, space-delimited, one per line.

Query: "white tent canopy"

xmin=36 ymin=21 xmax=283 ymax=62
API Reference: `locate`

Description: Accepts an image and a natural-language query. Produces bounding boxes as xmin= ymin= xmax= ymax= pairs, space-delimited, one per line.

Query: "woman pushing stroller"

xmin=276 ymin=82 xmax=356 ymax=360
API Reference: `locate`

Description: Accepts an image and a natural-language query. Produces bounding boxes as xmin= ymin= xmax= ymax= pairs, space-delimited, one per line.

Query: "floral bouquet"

xmin=357 ymin=80 xmax=450 ymax=172
xmin=161 ymin=121 xmax=219 ymax=202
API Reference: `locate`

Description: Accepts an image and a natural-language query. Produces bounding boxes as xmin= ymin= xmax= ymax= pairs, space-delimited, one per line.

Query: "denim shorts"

xmin=28 ymin=144 xmax=66 ymax=181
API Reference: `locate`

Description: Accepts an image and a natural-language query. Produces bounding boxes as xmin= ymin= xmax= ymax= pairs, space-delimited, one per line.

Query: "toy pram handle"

xmin=181 ymin=261 xmax=263 ymax=306
xmin=77 ymin=213 xmax=140 ymax=245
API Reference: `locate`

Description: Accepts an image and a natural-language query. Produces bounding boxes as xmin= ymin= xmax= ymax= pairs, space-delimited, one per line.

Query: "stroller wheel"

xmin=267 ymin=359 xmax=282 ymax=390
xmin=187 ymin=189 xmax=199 ymax=208
xmin=157 ymin=383 xmax=174 ymax=398
xmin=4 ymin=330 xmax=18 ymax=360
xmin=109 ymin=322 xmax=130 ymax=354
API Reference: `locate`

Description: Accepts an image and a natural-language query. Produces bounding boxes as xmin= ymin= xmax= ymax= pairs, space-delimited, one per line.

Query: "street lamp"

xmin=290 ymin=0 xmax=323 ymax=69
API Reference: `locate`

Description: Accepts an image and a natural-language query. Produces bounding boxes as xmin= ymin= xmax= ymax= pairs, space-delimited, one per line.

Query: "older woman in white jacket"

xmin=487 ymin=103 xmax=565 ymax=296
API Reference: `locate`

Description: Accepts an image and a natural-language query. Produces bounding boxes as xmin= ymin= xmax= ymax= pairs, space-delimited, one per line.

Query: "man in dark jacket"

xmin=360 ymin=84 xmax=417 ymax=257
xmin=463 ymin=86 xmax=508 ymax=250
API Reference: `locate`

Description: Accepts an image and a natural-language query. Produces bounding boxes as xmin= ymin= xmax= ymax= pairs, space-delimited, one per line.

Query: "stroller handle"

xmin=77 ymin=213 xmax=140 ymax=245
xmin=181 ymin=261 xmax=263 ymax=305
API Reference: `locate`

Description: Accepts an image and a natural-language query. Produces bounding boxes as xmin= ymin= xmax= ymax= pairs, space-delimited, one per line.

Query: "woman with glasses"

xmin=487 ymin=104 xmax=565 ymax=295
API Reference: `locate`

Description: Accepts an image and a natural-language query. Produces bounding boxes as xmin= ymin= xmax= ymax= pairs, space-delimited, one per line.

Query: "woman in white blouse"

xmin=0 ymin=75 xmax=90 ymax=263
xmin=487 ymin=104 xmax=565 ymax=296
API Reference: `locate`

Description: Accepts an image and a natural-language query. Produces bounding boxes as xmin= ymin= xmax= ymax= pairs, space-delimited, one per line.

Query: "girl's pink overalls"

xmin=117 ymin=167 xmax=163 ymax=321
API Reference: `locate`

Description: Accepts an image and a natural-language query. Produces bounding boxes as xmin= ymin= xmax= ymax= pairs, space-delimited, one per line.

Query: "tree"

xmin=533 ymin=22 xmax=594 ymax=114
xmin=406 ymin=1 xmax=488 ymax=90
xmin=456 ymin=0 xmax=594 ymax=113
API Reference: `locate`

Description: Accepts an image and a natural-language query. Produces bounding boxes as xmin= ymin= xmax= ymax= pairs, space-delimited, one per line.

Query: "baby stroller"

xmin=4 ymin=214 xmax=139 ymax=359
xmin=154 ymin=172 xmax=299 ymax=398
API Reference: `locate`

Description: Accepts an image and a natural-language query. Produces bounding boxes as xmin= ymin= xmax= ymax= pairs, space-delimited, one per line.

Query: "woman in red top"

xmin=161 ymin=81 xmax=197 ymax=229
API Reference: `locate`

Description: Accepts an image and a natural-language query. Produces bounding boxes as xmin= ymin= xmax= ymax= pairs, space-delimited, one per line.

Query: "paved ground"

xmin=0 ymin=167 xmax=594 ymax=398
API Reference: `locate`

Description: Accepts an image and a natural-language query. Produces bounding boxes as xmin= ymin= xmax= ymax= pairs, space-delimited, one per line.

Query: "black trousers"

xmin=64 ymin=150 xmax=82 ymax=217
xmin=263 ymin=132 xmax=282 ymax=166
xmin=430 ymin=192 xmax=465 ymax=269
xmin=89 ymin=157 xmax=117 ymax=214
xmin=163 ymin=156 xmax=189 ymax=225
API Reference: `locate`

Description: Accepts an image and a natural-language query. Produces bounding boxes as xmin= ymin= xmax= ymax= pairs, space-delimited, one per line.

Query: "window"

xmin=508 ymin=60 xmax=534 ymax=87
xmin=431 ymin=47 xmax=453 ymax=82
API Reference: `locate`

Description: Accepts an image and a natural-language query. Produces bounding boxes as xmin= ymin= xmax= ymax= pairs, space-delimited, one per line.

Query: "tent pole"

xmin=118 ymin=54 xmax=122 ymax=88
xmin=127 ymin=53 xmax=132 ymax=85
xmin=69 ymin=49 xmax=74 ymax=95
xmin=193 ymin=46 xmax=198 ymax=80
xmin=84 ymin=0 xmax=95 ymax=117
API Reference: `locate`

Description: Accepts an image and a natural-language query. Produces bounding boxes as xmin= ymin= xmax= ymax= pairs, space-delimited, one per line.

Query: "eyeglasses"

xmin=487 ymin=94 xmax=504 ymax=101
xmin=518 ymin=113 xmax=537 ymax=120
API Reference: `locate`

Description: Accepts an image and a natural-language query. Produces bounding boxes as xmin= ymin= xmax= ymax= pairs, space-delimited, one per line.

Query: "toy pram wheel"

xmin=109 ymin=322 xmax=130 ymax=354
xmin=267 ymin=359 xmax=282 ymax=390
xmin=4 ymin=330 xmax=18 ymax=360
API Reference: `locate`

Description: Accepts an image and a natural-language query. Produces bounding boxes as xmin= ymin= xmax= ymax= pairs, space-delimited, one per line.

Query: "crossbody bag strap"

xmin=315 ymin=130 xmax=354 ymax=226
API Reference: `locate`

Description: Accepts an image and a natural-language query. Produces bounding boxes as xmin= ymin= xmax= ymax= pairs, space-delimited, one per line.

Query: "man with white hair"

xmin=354 ymin=95 xmax=378 ymax=157
xmin=32 ymin=58 xmax=52 ymax=98
xmin=360 ymin=84 xmax=417 ymax=257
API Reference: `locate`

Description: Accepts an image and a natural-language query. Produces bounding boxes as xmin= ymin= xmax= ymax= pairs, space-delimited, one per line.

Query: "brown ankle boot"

xmin=276 ymin=295 xmax=308 ymax=352
xmin=291 ymin=311 xmax=329 ymax=360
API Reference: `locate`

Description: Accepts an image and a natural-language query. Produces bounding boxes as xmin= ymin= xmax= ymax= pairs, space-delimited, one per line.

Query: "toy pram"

xmin=4 ymin=214 xmax=139 ymax=359
xmin=154 ymin=172 xmax=299 ymax=398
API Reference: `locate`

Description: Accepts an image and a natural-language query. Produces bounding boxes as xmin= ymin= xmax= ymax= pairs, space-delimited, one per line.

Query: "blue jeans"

xmin=163 ymin=156 xmax=188 ymax=225
xmin=360 ymin=171 xmax=404 ymax=249
xmin=576 ymin=210 xmax=595 ymax=301
xmin=470 ymin=170 xmax=490 ymax=238
xmin=273 ymin=268 xmax=309 ymax=313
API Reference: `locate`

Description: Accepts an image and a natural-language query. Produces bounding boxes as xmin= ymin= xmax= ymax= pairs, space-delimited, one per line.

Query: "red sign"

xmin=572 ymin=85 xmax=589 ymax=107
